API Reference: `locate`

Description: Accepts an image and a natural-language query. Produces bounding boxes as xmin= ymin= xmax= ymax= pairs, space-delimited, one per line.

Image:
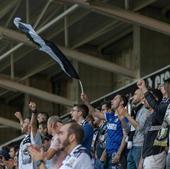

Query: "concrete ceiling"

xmin=0 ymin=0 xmax=169 ymax=102
xmin=0 ymin=0 xmax=170 ymax=145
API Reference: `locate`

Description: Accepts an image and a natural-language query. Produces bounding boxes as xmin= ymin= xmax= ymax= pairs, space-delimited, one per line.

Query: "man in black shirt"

xmin=137 ymin=80 xmax=169 ymax=169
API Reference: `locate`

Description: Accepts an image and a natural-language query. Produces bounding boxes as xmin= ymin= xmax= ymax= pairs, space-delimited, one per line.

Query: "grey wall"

xmin=140 ymin=28 xmax=170 ymax=76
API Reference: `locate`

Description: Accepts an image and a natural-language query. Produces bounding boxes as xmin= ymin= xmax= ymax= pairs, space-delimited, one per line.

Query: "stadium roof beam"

xmin=0 ymin=0 xmax=18 ymax=20
xmin=0 ymin=135 xmax=24 ymax=148
xmin=70 ymin=20 xmax=121 ymax=49
xmin=0 ymin=4 xmax=79 ymax=62
xmin=0 ymin=117 xmax=20 ymax=130
xmin=0 ymin=76 xmax=74 ymax=106
xmin=70 ymin=0 xmax=158 ymax=49
xmin=56 ymin=0 xmax=170 ymax=36
xmin=133 ymin=0 xmax=158 ymax=11
xmin=98 ymin=27 xmax=132 ymax=52
xmin=5 ymin=0 xmax=22 ymax=27
xmin=0 ymin=10 xmax=90 ymax=73
xmin=33 ymin=0 xmax=53 ymax=29
xmin=53 ymin=0 xmax=162 ymax=60
xmin=0 ymin=26 xmax=136 ymax=78
xmin=0 ymin=9 xmax=90 ymax=97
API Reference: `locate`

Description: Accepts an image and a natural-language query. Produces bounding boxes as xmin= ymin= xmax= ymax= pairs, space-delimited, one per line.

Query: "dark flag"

xmin=14 ymin=17 xmax=80 ymax=79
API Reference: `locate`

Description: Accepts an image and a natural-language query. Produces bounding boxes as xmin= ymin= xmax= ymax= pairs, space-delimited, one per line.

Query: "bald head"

xmin=47 ymin=115 xmax=62 ymax=125
xmin=47 ymin=115 xmax=62 ymax=135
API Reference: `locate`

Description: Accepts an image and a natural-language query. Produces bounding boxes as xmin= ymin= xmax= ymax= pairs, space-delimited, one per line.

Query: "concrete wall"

xmin=29 ymin=76 xmax=54 ymax=114
xmin=79 ymin=63 xmax=114 ymax=101
xmin=113 ymin=47 xmax=135 ymax=89
xmin=140 ymin=28 xmax=170 ymax=76
xmin=107 ymin=34 xmax=137 ymax=90
xmin=66 ymin=63 xmax=114 ymax=102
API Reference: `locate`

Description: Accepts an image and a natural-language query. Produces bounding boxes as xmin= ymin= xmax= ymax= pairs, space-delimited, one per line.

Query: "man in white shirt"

xmin=58 ymin=122 xmax=94 ymax=169
xmin=15 ymin=101 xmax=42 ymax=169
xmin=29 ymin=122 xmax=93 ymax=169
xmin=29 ymin=115 xmax=66 ymax=169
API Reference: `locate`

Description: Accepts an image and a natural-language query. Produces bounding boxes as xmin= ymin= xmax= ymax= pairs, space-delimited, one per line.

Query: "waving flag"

xmin=14 ymin=17 xmax=80 ymax=79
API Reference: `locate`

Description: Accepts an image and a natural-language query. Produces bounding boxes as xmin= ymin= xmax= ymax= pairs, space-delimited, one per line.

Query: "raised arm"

xmin=137 ymin=79 xmax=168 ymax=122
xmin=14 ymin=111 xmax=24 ymax=129
xmin=29 ymin=101 xmax=38 ymax=138
xmin=81 ymin=93 xmax=105 ymax=120
xmin=137 ymin=79 xmax=160 ymax=110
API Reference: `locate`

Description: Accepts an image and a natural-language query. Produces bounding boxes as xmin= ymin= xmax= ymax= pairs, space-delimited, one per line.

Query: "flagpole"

xmin=79 ymin=80 xmax=84 ymax=94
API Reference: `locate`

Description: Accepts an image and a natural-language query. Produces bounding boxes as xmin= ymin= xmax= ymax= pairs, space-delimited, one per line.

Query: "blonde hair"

xmin=47 ymin=115 xmax=62 ymax=125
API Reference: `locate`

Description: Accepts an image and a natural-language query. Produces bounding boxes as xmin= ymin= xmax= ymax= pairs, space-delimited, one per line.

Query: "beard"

xmin=62 ymin=136 xmax=70 ymax=148
xmin=21 ymin=127 xmax=28 ymax=134
xmin=59 ymin=135 xmax=70 ymax=151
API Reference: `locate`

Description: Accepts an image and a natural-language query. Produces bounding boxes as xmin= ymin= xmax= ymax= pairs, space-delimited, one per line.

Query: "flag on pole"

xmin=14 ymin=17 xmax=80 ymax=79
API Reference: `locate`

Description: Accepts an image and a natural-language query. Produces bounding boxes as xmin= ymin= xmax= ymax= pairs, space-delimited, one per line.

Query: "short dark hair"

xmin=164 ymin=78 xmax=170 ymax=97
xmin=42 ymin=134 xmax=52 ymax=143
xmin=149 ymin=89 xmax=163 ymax=103
xmin=24 ymin=116 xmax=31 ymax=121
xmin=0 ymin=149 xmax=10 ymax=160
xmin=38 ymin=112 xmax=49 ymax=119
xmin=120 ymin=95 xmax=128 ymax=107
xmin=38 ymin=121 xmax=47 ymax=129
xmin=9 ymin=144 xmax=19 ymax=152
xmin=67 ymin=122 xmax=84 ymax=144
xmin=164 ymin=78 xmax=170 ymax=84
xmin=74 ymin=104 xmax=89 ymax=118
xmin=100 ymin=101 xmax=111 ymax=109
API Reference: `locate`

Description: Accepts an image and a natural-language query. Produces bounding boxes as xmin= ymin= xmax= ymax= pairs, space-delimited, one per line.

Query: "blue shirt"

xmin=105 ymin=112 xmax=123 ymax=155
xmin=81 ymin=120 xmax=94 ymax=151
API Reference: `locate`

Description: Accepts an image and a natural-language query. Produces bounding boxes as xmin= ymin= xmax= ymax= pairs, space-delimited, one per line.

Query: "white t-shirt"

xmin=59 ymin=145 xmax=93 ymax=169
xmin=18 ymin=132 xmax=42 ymax=169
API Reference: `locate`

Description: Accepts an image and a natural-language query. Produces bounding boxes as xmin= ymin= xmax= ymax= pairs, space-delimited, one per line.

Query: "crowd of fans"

xmin=0 ymin=78 xmax=170 ymax=169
